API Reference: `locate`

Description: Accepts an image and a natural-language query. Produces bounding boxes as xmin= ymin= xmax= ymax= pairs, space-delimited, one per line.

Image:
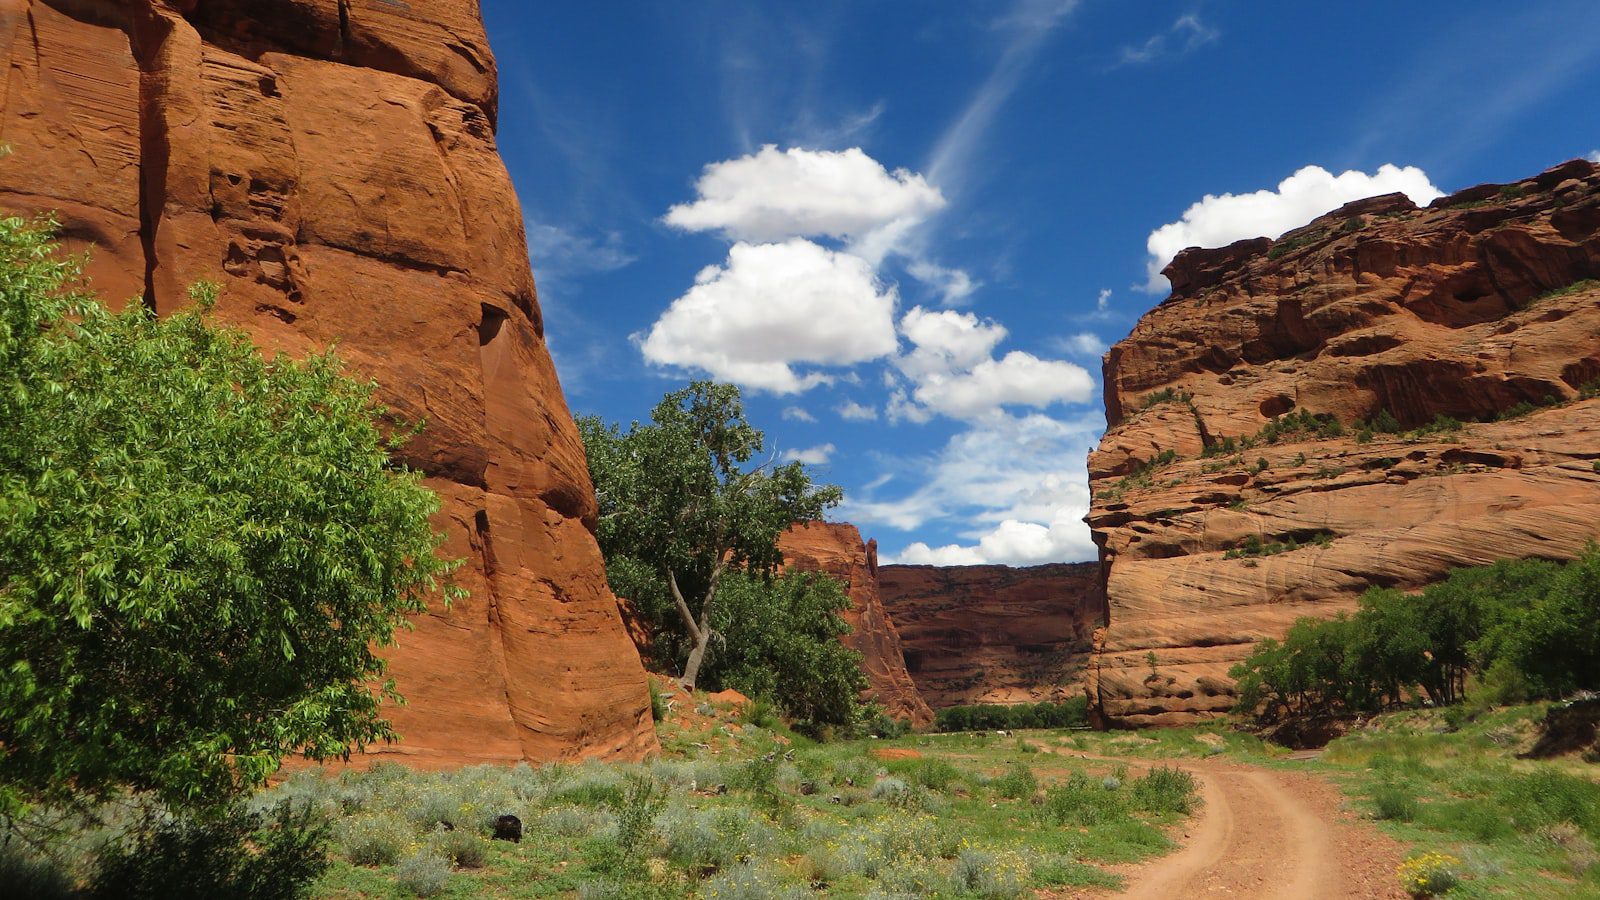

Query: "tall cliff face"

xmin=1088 ymin=159 xmax=1600 ymax=727
xmin=778 ymin=523 xmax=934 ymax=728
xmin=0 ymin=0 xmax=657 ymax=764
xmin=879 ymin=563 xmax=1105 ymax=708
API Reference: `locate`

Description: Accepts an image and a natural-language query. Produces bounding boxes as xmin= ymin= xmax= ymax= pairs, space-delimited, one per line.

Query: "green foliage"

xmin=647 ymin=679 xmax=669 ymax=723
xmin=578 ymin=381 xmax=847 ymax=712
xmin=933 ymin=698 xmax=1089 ymax=732
xmin=1129 ymin=767 xmax=1198 ymax=815
xmin=0 ymin=218 xmax=460 ymax=816
xmin=1038 ymin=772 xmax=1126 ymax=826
xmin=709 ymin=571 xmax=866 ymax=732
xmin=1232 ymin=549 xmax=1600 ymax=723
xmin=392 ymin=848 xmax=451 ymax=897
xmin=87 ymin=802 xmax=330 ymax=900
xmin=1267 ymin=229 xmax=1322 ymax=260
xmin=1372 ymin=781 xmax=1420 ymax=821
xmin=0 ymin=840 xmax=74 ymax=900
xmin=1138 ymin=387 xmax=1192 ymax=409
xmin=609 ymin=774 xmax=666 ymax=857
xmin=991 ymin=762 xmax=1038 ymax=800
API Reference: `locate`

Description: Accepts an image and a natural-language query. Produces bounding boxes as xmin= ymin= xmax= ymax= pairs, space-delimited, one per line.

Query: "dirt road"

xmin=1043 ymin=751 xmax=1408 ymax=899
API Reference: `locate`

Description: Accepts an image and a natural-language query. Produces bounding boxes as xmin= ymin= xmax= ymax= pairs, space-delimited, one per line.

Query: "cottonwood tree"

xmin=0 ymin=217 xmax=459 ymax=817
xmin=578 ymin=381 xmax=842 ymax=690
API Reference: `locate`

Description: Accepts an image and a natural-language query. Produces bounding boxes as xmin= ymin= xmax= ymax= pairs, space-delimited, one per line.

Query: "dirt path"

xmin=1039 ymin=750 xmax=1408 ymax=899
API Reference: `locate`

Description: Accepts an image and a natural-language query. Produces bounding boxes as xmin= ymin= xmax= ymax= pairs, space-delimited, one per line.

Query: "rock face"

xmin=778 ymin=523 xmax=934 ymax=727
xmin=1088 ymin=159 xmax=1600 ymax=727
xmin=879 ymin=564 xmax=1106 ymax=708
xmin=0 ymin=0 xmax=657 ymax=764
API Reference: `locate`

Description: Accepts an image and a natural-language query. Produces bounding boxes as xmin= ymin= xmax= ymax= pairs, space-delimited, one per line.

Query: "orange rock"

xmin=779 ymin=522 xmax=935 ymax=728
xmin=0 ymin=0 xmax=656 ymax=764
xmin=707 ymin=688 xmax=751 ymax=710
xmin=1088 ymin=158 xmax=1600 ymax=727
xmin=879 ymin=563 xmax=1106 ymax=708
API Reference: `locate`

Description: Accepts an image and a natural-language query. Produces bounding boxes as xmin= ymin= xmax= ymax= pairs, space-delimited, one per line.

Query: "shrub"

xmin=1039 ymin=773 xmax=1127 ymax=826
xmin=874 ymin=858 xmax=949 ymax=897
xmin=607 ymin=774 xmax=665 ymax=856
xmin=0 ymin=841 xmax=75 ymax=900
xmin=952 ymin=847 xmax=1033 ymax=899
xmin=991 ymin=763 xmax=1038 ymax=800
xmin=870 ymin=776 xmax=913 ymax=803
xmin=889 ymin=758 xmax=962 ymax=791
xmin=87 ymin=802 xmax=329 ymax=900
xmin=648 ymin=679 xmax=669 ymax=722
xmin=338 ymin=814 xmax=410 ymax=866
xmin=427 ymin=826 xmax=487 ymax=869
xmin=1130 ymin=767 xmax=1199 ymax=815
xmin=393 ymin=849 xmax=451 ymax=898
xmin=1396 ymin=851 xmax=1462 ymax=897
xmin=1372 ymin=783 xmax=1420 ymax=822
xmin=703 ymin=860 xmax=810 ymax=899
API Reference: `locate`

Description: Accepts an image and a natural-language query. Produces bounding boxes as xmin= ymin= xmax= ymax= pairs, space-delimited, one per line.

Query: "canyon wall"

xmin=1087 ymin=159 xmax=1600 ymax=727
xmin=879 ymin=563 xmax=1105 ymax=708
xmin=778 ymin=523 xmax=934 ymax=727
xmin=0 ymin=0 xmax=657 ymax=764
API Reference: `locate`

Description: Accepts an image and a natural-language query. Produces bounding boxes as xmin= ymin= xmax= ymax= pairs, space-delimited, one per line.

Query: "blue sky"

xmin=481 ymin=0 xmax=1600 ymax=565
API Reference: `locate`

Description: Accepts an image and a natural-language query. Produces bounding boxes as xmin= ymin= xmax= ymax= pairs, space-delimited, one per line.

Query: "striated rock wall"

xmin=1088 ymin=159 xmax=1600 ymax=727
xmin=879 ymin=563 xmax=1105 ymax=708
xmin=778 ymin=523 xmax=934 ymax=727
xmin=0 ymin=0 xmax=657 ymax=764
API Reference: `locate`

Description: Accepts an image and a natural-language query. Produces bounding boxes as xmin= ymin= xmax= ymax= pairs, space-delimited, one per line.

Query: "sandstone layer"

xmin=879 ymin=563 xmax=1105 ymax=708
xmin=0 ymin=0 xmax=657 ymax=764
xmin=778 ymin=522 xmax=934 ymax=727
xmin=1087 ymin=159 xmax=1600 ymax=727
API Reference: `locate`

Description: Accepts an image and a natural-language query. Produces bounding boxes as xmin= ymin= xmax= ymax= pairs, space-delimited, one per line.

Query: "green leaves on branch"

xmin=0 ymin=216 xmax=461 ymax=816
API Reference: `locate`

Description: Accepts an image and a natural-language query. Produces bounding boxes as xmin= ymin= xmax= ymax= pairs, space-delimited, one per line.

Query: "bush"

xmin=87 ymin=802 xmax=329 ymax=900
xmin=1130 ymin=767 xmax=1199 ymax=815
xmin=1396 ymin=851 xmax=1462 ymax=897
xmin=427 ymin=826 xmax=487 ymax=869
xmin=338 ymin=814 xmax=409 ymax=866
xmin=393 ymin=849 xmax=451 ymax=897
xmin=607 ymin=774 xmax=665 ymax=856
xmin=991 ymin=763 xmax=1038 ymax=800
xmin=1039 ymin=773 xmax=1127 ymax=826
xmin=0 ymin=841 xmax=75 ymax=900
xmin=870 ymin=777 xmax=912 ymax=803
xmin=952 ymin=847 xmax=1033 ymax=899
xmin=1371 ymin=783 xmax=1420 ymax=822
xmin=702 ymin=860 xmax=810 ymax=899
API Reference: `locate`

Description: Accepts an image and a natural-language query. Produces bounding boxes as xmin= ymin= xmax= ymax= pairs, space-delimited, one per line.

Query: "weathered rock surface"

xmin=879 ymin=563 xmax=1106 ymax=708
xmin=0 ymin=0 xmax=657 ymax=764
xmin=778 ymin=523 xmax=934 ymax=727
xmin=1088 ymin=159 xmax=1600 ymax=727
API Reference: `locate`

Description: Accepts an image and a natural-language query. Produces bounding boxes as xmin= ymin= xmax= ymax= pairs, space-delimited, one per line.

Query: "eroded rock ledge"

xmin=1088 ymin=158 xmax=1600 ymax=727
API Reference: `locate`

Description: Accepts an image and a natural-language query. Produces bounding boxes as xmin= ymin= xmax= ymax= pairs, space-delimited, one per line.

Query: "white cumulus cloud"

xmin=849 ymin=412 xmax=1101 ymax=565
xmin=837 ymin=400 xmax=879 ymax=421
xmin=1588 ymin=150 xmax=1600 ymax=163
xmin=907 ymin=352 xmax=1095 ymax=422
xmin=1143 ymin=164 xmax=1444 ymax=291
xmin=638 ymin=239 xmax=899 ymax=394
xmin=782 ymin=406 xmax=817 ymax=423
xmin=663 ymin=145 xmax=946 ymax=244
xmin=781 ymin=443 xmax=836 ymax=465
xmin=1059 ymin=332 xmax=1107 ymax=357
xmin=896 ymin=307 xmax=1008 ymax=380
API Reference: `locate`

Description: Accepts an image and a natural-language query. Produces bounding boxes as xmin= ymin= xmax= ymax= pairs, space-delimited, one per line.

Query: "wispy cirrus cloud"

xmin=1113 ymin=13 xmax=1218 ymax=68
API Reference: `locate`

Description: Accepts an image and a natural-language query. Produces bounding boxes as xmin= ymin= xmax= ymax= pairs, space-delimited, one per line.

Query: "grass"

xmin=238 ymin=711 xmax=1205 ymax=899
xmin=1315 ymin=704 xmax=1600 ymax=898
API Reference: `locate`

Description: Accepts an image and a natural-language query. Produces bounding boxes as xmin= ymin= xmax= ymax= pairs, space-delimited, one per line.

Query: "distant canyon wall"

xmin=0 ymin=0 xmax=657 ymax=764
xmin=1087 ymin=159 xmax=1600 ymax=727
xmin=879 ymin=563 xmax=1106 ymax=708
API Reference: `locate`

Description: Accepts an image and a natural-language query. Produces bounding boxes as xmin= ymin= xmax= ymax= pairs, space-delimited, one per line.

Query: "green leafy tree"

xmin=577 ymin=381 xmax=842 ymax=691
xmin=0 ymin=217 xmax=460 ymax=817
xmin=708 ymin=571 xmax=866 ymax=730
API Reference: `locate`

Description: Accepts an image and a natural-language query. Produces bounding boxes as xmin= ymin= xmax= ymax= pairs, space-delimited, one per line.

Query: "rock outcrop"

xmin=879 ymin=563 xmax=1106 ymax=708
xmin=0 ymin=0 xmax=657 ymax=764
xmin=1088 ymin=159 xmax=1600 ymax=727
xmin=778 ymin=523 xmax=934 ymax=727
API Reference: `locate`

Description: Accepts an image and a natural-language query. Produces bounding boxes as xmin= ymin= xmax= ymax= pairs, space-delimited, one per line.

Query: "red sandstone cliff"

xmin=778 ymin=522 xmax=934 ymax=727
xmin=0 ymin=0 xmax=657 ymax=764
xmin=1087 ymin=159 xmax=1600 ymax=727
xmin=879 ymin=563 xmax=1105 ymax=708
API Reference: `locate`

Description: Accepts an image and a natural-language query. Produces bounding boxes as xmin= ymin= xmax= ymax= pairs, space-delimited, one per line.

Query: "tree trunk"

xmin=682 ymin=630 xmax=710 ymax=691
